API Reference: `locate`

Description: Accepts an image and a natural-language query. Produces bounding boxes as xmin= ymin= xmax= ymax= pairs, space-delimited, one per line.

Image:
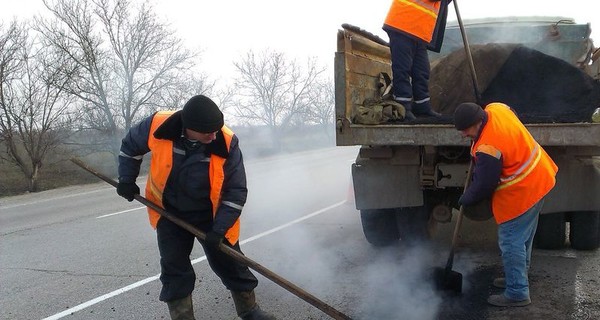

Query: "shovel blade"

xmin=433 ymin=267 xmax=463 ymax=293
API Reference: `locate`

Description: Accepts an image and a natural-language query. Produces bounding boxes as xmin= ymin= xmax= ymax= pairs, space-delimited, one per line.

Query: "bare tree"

xmin=232 ymin=49 xmax=326 ymax=149
xmin=157 ymin=73 xmax=217 ymax=111
xmin=306 ymin=77 xmax=335 ymax=137
xmin=0 ymin=20 xmax=78 ymax=191
xmin=36 ymin=0 xmax=199 ymax=160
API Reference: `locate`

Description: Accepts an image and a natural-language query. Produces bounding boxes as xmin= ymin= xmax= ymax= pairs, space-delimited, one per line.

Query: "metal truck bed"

xmin=336 ymin=121 xmax=600 ymax=147
xmin=335 ymin=23 xmax=600 ymax=148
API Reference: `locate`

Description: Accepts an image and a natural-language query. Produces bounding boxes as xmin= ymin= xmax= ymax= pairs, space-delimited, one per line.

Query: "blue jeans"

xmin=497 ymin=199 xmax=544 ymax=300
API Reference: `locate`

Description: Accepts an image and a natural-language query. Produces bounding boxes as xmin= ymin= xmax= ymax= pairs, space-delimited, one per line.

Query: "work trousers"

xmin=156 ymin=215 xmax=258 ymax=302
xmin=497 ymin=198 xmax=544 ymax=301
xmin=385 ymin=29 xmax=431 ymax=105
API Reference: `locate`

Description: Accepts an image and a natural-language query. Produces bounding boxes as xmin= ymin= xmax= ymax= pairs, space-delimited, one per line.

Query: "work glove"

xmin=204 ymin=231 xmax=225 ymax=251
xmin=116 ymin=182 xmax=140 ymax=202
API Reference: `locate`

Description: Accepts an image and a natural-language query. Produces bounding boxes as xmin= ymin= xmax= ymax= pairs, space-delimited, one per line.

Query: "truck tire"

xmin=569 ymin=211 xmax=600 ymax=250
xmin=396 ymin=206 xmax=431 ymax=244
xmin=534 ymin=212 xmax=566 ymax=250
xmin=360 ymin=209 xmax=400 ymax=246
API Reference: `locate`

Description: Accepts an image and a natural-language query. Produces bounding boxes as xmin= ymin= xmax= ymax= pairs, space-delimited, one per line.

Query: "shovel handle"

xmin=70 ymin=158 xmax=352 ymax=320
xmin=445 ymin=160 xmax=474 ymax=271
xmin=453 ymin=0 xmax=482 ymax=105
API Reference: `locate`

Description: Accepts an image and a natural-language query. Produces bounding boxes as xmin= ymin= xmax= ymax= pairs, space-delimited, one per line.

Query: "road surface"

xmin=1 ymin=146 xmax=598 ymax=319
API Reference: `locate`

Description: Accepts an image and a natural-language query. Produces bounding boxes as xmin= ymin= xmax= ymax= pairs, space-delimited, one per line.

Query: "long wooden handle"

xmin=445 ymin=160 xmax=474 ymax=271
xmin=453 ymin=0 xmax=482 ymax=105
xmin=70 ymin=158 xmax=352 ymax=320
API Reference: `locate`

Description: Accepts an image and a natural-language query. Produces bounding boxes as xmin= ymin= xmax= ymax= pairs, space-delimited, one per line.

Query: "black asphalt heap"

xmin=481 ymin=45 xmax=600 ymax=123
xmin=426 ymin=44 xmax=600 ymax=124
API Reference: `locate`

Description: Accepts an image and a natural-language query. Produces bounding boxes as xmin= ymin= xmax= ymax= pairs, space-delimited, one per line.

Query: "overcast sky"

xmin=2 ymin=0 xmax=599 ymax=84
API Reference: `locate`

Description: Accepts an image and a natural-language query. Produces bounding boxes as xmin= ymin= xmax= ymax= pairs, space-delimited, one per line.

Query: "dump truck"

xmin=335 ymin=17 xmax=600 ymax=250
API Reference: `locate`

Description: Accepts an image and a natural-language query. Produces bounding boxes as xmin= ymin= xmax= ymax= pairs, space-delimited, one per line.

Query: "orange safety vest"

xmin=384 ymin=0 xmax=441 ymax=42
xmin=144 ymin=111 xmax=241 ymax=245
xmin=474 ymin=103 xmax=558 ymax=224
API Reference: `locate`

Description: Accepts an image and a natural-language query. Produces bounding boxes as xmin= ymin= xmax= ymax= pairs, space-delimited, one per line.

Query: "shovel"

xmin=70 ymin=158 xmax=352 ymax=320
xmin=432 ymin=0 xmax=483 ymax=293
xmin=433 ymin=161 xmax=474 ymax=293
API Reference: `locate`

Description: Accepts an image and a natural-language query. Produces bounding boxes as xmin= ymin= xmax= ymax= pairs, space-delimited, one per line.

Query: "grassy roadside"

xmin=0 ymin=153 xmax=123 ymax=198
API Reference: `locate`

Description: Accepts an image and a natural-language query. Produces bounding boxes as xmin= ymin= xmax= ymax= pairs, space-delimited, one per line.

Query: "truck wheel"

xmin=534 ymin=212 xmax=566 ymax=250
xmin=569 ymin=211 xmax=600 ymax=250
xmin=360 ymin=209 xmax=399 ymax=246
xmin=396 ymin=206 xmax=431 ymax=244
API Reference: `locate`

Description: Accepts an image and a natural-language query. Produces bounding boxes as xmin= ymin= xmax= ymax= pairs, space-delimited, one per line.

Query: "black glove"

xmin=116 ymin=182 xmax=140 ymax=202
xmin=204 ymin=231 xmax=224 ymax=251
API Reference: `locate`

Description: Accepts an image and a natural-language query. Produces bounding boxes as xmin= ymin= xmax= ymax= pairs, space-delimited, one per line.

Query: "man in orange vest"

xmin=116 ymin=95 xmax=276 ymax=320
xmin=383 ymin=0 xmax=451 ymax=120
xmin=454 ymin=102 xmax=558 ymax=307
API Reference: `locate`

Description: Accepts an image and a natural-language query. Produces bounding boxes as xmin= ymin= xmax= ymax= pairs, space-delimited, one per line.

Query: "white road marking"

xmin=41 ymin=277 xmax=158 ymax=320
xmin=96 ymin=206 xmax=145 ymax=218
xmin=41 ymin=200 xmax=347 ymax=320
xmin=241 ymin=201 xmax=346 ymax=244
xmin=1 ymin=188 xmax=108 ymax=209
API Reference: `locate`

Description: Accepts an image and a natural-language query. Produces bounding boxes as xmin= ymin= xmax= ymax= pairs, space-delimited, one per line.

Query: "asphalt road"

xmin=1 ymin=146 xmax=598 ymax=320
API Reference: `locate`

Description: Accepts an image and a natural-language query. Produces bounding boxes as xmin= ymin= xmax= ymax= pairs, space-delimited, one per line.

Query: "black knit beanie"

xmin=181 ymin=95 xmax=224 ymax=133
xmin=454 ymin=102 xmax=485 ymax=130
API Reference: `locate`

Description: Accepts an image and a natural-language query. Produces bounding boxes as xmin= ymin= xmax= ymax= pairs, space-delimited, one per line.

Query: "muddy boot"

xmin=166 ymin=295 xmax=195 ymax=320
xmin=231 ymin=290 xmax=277 ymax=320
xmin=413 ymin=101 xmax=441 ymax=117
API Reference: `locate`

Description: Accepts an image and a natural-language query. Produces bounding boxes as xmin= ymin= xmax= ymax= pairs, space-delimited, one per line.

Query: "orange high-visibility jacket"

xmin=144 ymin=111 xmax=241 ymax=245
xmin=474 ymin=103 xmax=558 ymax=224
xmin=384 ymin=0 xmax=441 ymax=42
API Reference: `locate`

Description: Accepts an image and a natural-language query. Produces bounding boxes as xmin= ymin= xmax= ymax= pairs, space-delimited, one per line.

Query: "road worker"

xmin=383 ymin=0 xmax=451 ymax=120
xmin=454 ymin=102 xmax=558 ymax=307
xmin=116 ymin=95 xmax=276 ymax=320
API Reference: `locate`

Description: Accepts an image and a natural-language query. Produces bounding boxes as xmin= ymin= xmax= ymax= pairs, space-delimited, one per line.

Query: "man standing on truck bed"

xmin=116 ymin=95 xmax=276 ymax=320
xmin=383 ymin=0 xmax=450 ymax=120
xmin=454 ymin=102 xmax=558 ymax=307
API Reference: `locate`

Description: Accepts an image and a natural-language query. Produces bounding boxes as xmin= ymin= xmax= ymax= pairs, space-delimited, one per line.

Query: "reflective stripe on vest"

xmin=145 ymin=111 xmax=241 ymax=245
xmin=496 ymin=143 xmax=541 ymax=189
xmin=384 ymin=0 xmax=440 ymax=42
xmin=473 ymin=103 xmax=558 ymax=224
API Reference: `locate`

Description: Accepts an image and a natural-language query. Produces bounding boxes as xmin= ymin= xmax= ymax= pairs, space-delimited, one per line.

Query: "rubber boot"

xmin=231 ymin=290 xmax=277 ymax=320
xmin=413 ymin=101 xmax=441 ymax=117
xmin=392 ymin=95 xmax=416 ymax=121
xmin=167 ymin=295 xmax=195 ymax=320
xmin=402 ymin=103 xmax=417 ymax=121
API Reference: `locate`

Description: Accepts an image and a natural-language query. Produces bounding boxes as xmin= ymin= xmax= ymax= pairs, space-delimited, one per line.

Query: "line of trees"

xmin=0 ymin=0 xmax=335 ymax=193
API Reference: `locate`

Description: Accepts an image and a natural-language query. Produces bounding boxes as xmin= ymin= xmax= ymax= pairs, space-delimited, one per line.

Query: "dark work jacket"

xmin=427 ymin=0 xmax=452 ymax=52
xmin=118 ymin=111 xmax=247 ymax=239
xmin=459 ymin=113 xmax=503 ymax=206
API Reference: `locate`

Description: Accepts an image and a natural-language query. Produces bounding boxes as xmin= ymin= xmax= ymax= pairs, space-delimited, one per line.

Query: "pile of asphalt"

xmin=482 ymin=45 xmax=600 ymax=123
xmin=427 ymin=43 xmax=600 ymax=124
